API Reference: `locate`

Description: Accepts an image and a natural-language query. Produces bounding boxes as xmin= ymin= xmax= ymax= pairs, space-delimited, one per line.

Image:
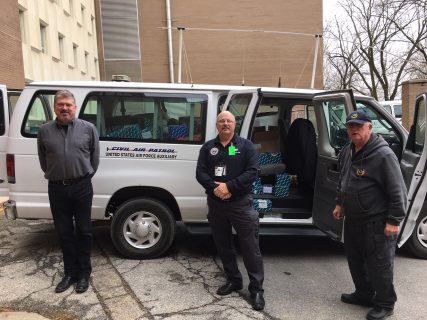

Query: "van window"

xmin=322 ymin=99 xmax=402 ymax=153
xmin=0 ymin=90 xmax=5 ymax=135
xmin=227 ymin=94 xmax=253 ymax=134
xmin=80 ymin=92 xmax=207 ymax=143
xmin=322 ymin=99 xmax=348 ymax=150
xmin=414 ymin=99 xmax=426 ymax=155
xmin=394 ymin=104 xmax=402 ymax=118
xmin=382 ymin=104 xmax=392 ymax=114
xmin=22 ymin=91 xmax=55 ymax=137
xmin=8 ymin=91 xmax=21 ymax=114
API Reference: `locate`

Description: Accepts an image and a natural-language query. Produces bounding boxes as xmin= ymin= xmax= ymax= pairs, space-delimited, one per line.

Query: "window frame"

xmin=79 ymin=91 xmax=208 ymax=144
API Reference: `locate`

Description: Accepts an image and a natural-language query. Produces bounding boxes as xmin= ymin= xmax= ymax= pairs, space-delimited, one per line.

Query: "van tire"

xmin=110 ymin=198 xmax=175 ymax=259
xmin=405 ymin=210 xmax=427 ymax=259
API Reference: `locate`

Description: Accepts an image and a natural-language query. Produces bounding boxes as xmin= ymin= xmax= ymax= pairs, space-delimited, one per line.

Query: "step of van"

xmin=185 ymin=223 xmax=325 ymax=237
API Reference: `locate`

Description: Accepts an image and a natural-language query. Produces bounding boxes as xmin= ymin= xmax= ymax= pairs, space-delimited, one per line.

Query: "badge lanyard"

xmin=215 ymin=143 xmax=235 ymax=177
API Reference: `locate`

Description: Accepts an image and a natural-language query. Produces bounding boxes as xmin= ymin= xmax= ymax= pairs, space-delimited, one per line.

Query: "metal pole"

xmin=165 ymin=0 xmax=174 ymax=83
xmin=310 ymin=34 xmax=322 ymax=89
xmin=177 ymin=27 xmax=185 ymax=84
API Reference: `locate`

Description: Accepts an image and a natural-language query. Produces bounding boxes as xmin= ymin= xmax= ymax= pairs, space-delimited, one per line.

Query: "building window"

xmin=69 ymin=0 xmax=74 ymax=17
xmin=19 ymin=10 xmax=26 ymax=44
xmin=94 ymin=57 xmax=98 ymax=78
xmin=81 ymin=4 xmax=85 ymax=27
xmin=40 ymin=22 xmax=48 ymax=53
xmin=91 ymin=15 xmax=95 ymax=35
xmin=58 ymin=34 xmax=65 ymax=61
xmin=73 ymin=43 xmax=78 ymax=68
xmin=84 ymin=51 xmax=89 ymax=74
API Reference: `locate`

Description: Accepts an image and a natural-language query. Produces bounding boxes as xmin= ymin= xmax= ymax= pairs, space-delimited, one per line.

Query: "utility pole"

xmin=311 ymin=34 xmax=322 ymax=89
xmin=177 ymin=26 xmax=185 ymax=84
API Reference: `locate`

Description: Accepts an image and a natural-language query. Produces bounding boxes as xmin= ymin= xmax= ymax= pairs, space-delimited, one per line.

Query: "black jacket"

xmin=196 ymin=134 xmax=258 ymax=201
xmin=336 ymin=134 xmax=407 ymax=225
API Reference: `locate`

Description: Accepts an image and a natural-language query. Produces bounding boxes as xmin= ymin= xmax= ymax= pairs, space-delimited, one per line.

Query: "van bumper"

xmin=2 ymin=200 xmax=17 ymax=220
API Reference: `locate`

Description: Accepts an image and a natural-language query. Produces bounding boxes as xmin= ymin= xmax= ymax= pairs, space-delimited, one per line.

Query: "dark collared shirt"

xmin=196 ymin=134 xmax=258 ymax=201
xmin=37 ymin=118 xmax=100 ymax=180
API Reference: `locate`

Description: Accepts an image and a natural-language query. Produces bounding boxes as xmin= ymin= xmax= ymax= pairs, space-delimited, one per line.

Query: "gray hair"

xmin=54 ymin=90 xmax=75 ymax=105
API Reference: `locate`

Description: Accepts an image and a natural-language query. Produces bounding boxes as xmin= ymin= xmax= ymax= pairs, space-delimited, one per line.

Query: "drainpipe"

xmin=165 ymin=0 xmax=174 ymax=83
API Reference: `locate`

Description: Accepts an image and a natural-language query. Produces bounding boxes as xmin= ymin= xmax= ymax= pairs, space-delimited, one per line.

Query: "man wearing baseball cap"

xmin=332 ymin=110 xmax=407 ymax=320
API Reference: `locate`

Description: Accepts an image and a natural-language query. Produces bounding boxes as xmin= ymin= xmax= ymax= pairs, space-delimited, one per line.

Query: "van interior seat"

xmin=283 ymin=118 xmax=317 ymax=193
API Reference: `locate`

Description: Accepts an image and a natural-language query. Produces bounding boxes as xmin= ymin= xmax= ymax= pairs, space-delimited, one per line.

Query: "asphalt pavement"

xmin=1 ymin=206 xmax=426 ymax=320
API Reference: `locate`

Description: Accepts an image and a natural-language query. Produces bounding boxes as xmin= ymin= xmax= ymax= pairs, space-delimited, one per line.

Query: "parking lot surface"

xmin=0 ymin=212 xmax=426 ymax=320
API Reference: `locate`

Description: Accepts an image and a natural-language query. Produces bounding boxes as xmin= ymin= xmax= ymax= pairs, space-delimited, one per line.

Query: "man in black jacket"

xmin=196 ymin=111 xmax=265 ymax=311
xmin=333 ymin=110 xmax=407 ymax=320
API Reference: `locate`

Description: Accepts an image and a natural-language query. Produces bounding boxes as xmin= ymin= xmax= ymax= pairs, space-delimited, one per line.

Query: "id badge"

xmin=215 ymin=165 xmax=226 ymax=176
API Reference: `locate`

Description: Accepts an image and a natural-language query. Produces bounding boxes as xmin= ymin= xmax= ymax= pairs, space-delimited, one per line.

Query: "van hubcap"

xmin=123 ymin=211 xmax=162 ymax=249
xmin=417 ymin=216 xmax=427 ymax=248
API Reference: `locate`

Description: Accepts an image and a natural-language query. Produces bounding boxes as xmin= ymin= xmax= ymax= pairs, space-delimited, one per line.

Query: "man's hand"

xmin=384 ymin=223 xmax=399 ymax=236
xmin=214 ymin=182 xmax=231 ymax=200
xmin=332 ymin=205 xmax=343 ymax=220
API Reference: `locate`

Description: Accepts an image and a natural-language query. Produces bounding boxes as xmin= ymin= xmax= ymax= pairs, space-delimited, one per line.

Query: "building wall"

xmin=18 ymin=0 xmax=99 ymax=82
xmin=98 ymin=0 xmax=323 ymax=87
xmin=0 ymin=0 xmax=25 ymax=88
xmin=401 ymin=79 xmax=427 ymax=130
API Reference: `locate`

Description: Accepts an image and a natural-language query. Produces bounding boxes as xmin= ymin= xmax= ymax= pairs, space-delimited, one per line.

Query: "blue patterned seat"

xmin=108 ymin=124 xmax=144 ymax=139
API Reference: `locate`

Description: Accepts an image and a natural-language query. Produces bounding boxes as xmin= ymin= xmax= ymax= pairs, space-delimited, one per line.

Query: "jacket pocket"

xmin=357 ymin=189 xmax=377 ymax=212
xmin=344 ymin=192 xmax=367 ymax=214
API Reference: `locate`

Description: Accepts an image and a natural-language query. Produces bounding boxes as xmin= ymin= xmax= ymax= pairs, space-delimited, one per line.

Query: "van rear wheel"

xmin=110 ymin=198 xmax=175 ymax=259
xmin=405 ymin=210 xmax=427 ymax=259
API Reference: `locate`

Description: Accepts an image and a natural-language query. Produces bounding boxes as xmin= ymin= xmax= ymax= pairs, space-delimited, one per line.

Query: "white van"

xmin=0 ymin=84 xmax=10 ymax=198
xmin=2 ymin=81 xmax=427 ymax=261
xmin=379 ymin=100 xmax=402 ymax=124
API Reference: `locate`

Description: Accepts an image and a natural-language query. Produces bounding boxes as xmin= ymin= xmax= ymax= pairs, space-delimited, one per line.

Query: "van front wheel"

xmin=406 ymin=210 xmax=427 ymax=259
xmin=110 ymin=198 xmax=175 ymax=259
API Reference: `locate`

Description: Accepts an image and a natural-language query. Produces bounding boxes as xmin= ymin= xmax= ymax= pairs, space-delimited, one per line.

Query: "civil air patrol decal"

xmin=210 ymin=147 xmax=219 ymax=156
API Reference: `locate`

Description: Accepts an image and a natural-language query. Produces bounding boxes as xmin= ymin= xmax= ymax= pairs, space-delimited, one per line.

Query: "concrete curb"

xmin=0 ymin=312 xmax=50 ymax=320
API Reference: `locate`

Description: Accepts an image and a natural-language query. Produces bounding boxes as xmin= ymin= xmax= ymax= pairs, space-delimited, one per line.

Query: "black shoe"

xmin=55 ymin=276 xmax=77 ymax=293
xmin=366 ymin=307 xmax=394 ymax=320
xmin=250 ymin=292 xmax=265 ymax=311
xmin=75 ymin=277 xmax=90 ymax=293
xmin=341 ymin=292 xmax=374 ymax=307
xmin=216 ymin=282 xmax=243 ymax=296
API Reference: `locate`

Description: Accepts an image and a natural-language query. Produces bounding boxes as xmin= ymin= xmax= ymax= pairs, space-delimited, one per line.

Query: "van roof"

xmin=27 ymin=81 xmax=255 ymax=91
xmin=26 ymin=81 xmax=370 ymax=99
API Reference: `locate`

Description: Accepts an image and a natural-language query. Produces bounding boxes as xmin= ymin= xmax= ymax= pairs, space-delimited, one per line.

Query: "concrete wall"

xmin=18 ymin=0 xmax=99 ymax=82
xmin=0 ymin=0 xmax=25 ymax=88
xmin=401 ymin=79 xmax=427 ymax=130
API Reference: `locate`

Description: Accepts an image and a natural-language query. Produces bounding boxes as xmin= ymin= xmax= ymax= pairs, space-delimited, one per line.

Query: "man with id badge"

xmin=196 ymin=111 xmax=265 ymax=311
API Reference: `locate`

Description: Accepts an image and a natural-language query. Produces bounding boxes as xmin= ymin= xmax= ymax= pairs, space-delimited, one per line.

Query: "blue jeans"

xmin=48 ymin=177 xmax=93 ymax=279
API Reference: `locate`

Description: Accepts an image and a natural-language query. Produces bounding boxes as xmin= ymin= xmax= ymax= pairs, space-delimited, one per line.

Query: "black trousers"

xmin=48 ymin=177 xmax=93 ymax=279
xmin=207 ymin=196 xmax=264 ymax=294
xmin=344 ymin=219 xmax=397 ymax=310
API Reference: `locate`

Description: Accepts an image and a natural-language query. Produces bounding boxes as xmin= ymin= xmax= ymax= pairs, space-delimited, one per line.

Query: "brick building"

xmin=0 ymin=0 xmax=25 ymax=89
xmin=96 ymin=0 xmax=324 ymax=88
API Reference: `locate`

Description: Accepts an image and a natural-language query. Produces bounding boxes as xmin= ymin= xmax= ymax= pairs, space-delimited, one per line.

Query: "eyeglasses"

xmin=217 ymin=119 xmax=235 ymax=124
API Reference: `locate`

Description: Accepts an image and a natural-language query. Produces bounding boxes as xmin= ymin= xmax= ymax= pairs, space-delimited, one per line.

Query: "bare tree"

xmin=324 ymin=0 xmax=427 ymax=100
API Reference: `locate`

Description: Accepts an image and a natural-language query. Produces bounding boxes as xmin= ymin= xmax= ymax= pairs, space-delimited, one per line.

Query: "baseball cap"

xmin=345 ymin=110 xmax=372 ymax=125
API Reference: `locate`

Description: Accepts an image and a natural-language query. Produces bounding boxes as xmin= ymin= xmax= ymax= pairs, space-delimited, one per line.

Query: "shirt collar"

xmin=55 ymin=117 xmax=75 ymax=128
xmin=214 ymin=133 xmax=239 ymax=147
